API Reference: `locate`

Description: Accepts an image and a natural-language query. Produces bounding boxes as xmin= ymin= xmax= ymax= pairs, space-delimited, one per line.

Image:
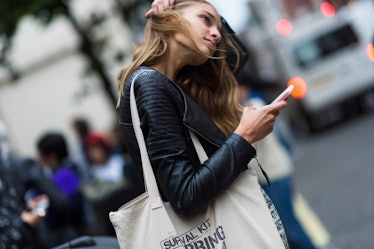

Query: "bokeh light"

xmin=367 ymin=43 xmax=374 ymax=62
xmin=320 ymin=2 xmax=335 ymax=17
xmin=276 ymin=19 xmax=293 ymax=36
xmin=288 ymin=77 xmax=307 ymax=99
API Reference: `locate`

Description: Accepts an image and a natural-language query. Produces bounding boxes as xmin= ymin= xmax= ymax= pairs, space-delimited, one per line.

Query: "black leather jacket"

xmin=118 ymin=67 xmax=256 ymax=216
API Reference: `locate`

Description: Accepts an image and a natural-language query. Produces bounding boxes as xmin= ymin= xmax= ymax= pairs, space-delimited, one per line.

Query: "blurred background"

xmin=0 ymin=0 xmax=373 ymax=248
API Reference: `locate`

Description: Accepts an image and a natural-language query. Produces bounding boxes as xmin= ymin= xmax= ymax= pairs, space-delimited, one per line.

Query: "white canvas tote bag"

xmin=109 ymin=69 xmax=288 ymax=249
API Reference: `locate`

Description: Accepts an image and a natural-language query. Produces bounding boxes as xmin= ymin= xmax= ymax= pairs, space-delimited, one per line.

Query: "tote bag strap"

xmin=130 ymin=69 xmax=163 ymax=209
xmin=130 ymin=69 xmax=210 ymax=208
xmin=188 ymin=130 xmax=208 ymax=163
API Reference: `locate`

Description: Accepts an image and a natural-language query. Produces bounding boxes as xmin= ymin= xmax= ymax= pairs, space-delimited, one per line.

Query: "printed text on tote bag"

xmin=161 ymin=218 xmax=227 ymax=249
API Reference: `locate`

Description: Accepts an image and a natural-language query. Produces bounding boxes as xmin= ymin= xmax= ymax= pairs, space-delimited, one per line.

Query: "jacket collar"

xmin=138 ymin=67 xmax=227 ymax=147
xmin=174 ymin=84 xmax=227 ymax=147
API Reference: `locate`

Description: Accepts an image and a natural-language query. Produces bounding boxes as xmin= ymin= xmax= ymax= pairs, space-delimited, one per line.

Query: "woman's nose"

xmin=212 ymin=28 xmax=222 ymax=43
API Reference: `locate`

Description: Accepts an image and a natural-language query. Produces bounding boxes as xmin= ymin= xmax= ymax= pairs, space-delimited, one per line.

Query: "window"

xmin=293 ymin=23 xmax=359 ymax=68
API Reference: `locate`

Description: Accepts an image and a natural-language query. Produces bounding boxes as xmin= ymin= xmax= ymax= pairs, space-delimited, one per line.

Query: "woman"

xmin=117 ymin=0 xmax=288 ymax=246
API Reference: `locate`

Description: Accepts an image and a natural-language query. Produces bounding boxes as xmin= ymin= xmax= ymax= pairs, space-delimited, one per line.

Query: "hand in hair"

xmin=145 ymin=0 xmax=175 ymax=18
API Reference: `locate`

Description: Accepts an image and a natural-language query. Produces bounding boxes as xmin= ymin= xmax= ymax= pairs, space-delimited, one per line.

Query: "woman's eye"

xmin=201 ymin=15 xmax=211 ymax=25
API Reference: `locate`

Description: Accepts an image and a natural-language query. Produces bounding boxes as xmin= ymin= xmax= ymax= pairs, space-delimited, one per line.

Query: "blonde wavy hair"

xmin=117 ymin=0 xmax=243 ymax=136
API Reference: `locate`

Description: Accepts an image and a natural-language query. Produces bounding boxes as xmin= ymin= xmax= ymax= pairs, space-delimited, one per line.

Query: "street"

xmin=292 ymin=111 xmax=374 ymax=249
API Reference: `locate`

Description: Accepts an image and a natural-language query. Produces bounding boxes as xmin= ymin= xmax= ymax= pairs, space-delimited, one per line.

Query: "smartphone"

xmin=271 ymin=84 xmax=294 ymax=105
xmin=32 ymin=199 xmax=49 ymax=217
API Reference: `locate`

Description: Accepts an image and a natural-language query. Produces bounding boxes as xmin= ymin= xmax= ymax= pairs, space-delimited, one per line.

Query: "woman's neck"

xmin=151 ymin=41 xmax=192 ymax=81
xmin=151 ymin=63 xmax=179 ymax=82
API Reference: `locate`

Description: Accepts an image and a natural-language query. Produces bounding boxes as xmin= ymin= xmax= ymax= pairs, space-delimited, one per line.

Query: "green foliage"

xmin=0 ymin=0 xmax=67 ymax=37
xmin=0 ymin=0 xmax=153 ymax=104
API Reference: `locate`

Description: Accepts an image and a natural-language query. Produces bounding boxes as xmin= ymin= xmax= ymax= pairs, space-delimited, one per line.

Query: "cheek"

xmin=174 ymin=32 xmax=191 ymax=46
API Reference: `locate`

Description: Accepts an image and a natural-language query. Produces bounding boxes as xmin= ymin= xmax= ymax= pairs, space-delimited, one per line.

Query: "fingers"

xmin=145 ymin=9 xmax=153 ymax=18
xmin=145 ymin=0 xmax=175 ymax=18
xmin=145 ymin=2 xmax=158 ymax=18
xmin=244 ymin=105 xmax=256 ymax=111
xmin=270 ymin=99 xmax=288 ymax=110
xmin=265 ymin=100 xmax=287 ymax=116
xmin=266 ymin=103 xmax=284 ymax=121
xmin=21 ymin=211 xmax=43 ymax=227
xmin=235 ymin=100 xmax=289 ymax=144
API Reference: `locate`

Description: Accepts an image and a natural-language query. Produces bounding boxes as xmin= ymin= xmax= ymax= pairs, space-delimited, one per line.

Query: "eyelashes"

xmin=200 ymin=14 xmax=212 ymax=25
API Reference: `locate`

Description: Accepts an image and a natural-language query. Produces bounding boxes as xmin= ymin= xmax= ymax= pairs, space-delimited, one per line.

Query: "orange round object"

xmin=367 ymin=43 xmax=374 ymax=62
xmin=288 ymin=77 xmax=307 ymax=99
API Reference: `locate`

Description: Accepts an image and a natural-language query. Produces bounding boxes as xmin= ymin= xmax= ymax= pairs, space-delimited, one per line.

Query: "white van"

xmin=277 ymin=1 xmax=374 ymax=131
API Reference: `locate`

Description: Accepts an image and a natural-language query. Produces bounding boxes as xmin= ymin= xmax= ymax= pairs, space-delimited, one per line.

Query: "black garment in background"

xmin=0 ymin=154 xmax=81 ymax=249
xmin=27 ymin=159 xmax=85 ymax=248
xmin=9 ymin=156 xmax=70 ymax=215
xmin=0 ymin=155 xmax=45 ymax=249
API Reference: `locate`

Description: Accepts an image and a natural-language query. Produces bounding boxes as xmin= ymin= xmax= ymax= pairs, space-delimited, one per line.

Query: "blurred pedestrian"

xmin=0 ymin=120 xmax=44 ymax=249
xmin=80 ymin=132 xmax=130 ymax=235
xmin=71 ymin=117 xmax=92 ymax=182
xmin=0 ymin=124 xmax=70 ymax=217
xmin=84 ymin=132 xmax=125 ymax=184
xmin=36 ymin=132 xmax=85 ymax=247
xmin=0 ymin=159 xmax=47 ymax=249
xmin=80 ymin=132 xmax=127 ymax=200
xmin=72 ymin=118 xmax=91 ymax=148
xmin=237 ymin=71 xmax=323 ymax=249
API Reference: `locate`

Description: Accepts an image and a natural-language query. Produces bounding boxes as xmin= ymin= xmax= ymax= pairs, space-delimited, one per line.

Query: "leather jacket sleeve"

xmin=120 ymin=69 xmax=256 ymax=216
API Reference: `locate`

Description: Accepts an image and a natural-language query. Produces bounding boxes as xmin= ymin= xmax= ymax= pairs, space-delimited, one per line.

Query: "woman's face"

xmin=86 ymin=144 xmax=108 ymax=165
xmin=173 ymin=2 xmax=222 ymax=64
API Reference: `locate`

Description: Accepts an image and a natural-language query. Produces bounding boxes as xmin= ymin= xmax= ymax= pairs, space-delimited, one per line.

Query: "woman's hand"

xmin=21 ymin=211 xmax=43 ymax=228
xmin=234 ymin=100 xmax=288 ymax=144
xmin=22 ymin=194 xmax=50 ymax=227
xmin=145 ymin=0 xmax=175 ymax=18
